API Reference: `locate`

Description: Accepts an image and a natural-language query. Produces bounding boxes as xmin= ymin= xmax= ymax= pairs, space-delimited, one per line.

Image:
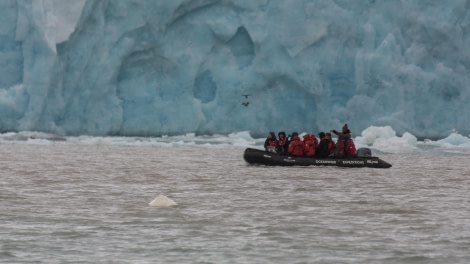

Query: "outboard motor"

xmin=356 ymin=148 xmax=372 ymax=157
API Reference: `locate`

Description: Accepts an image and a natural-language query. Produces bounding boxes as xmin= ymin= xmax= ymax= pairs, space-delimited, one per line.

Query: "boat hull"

xmin=243 ymin=148 xmax=392 ymax=168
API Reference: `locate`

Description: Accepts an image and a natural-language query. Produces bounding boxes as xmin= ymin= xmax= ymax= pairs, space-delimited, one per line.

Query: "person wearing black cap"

xmin=316 ymin=132 xmax=332 ymax=158
xmin=331 ymin=123 xmax=351 ymax=140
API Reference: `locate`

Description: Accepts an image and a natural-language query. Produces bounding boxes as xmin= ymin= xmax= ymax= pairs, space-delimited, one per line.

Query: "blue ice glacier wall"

xmin=0 ymin=0 xmax=469 ymax=138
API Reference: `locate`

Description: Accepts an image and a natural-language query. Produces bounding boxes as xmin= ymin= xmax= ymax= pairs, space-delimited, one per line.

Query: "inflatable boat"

xmin=243 ymin=148 xmax=392 ymax=168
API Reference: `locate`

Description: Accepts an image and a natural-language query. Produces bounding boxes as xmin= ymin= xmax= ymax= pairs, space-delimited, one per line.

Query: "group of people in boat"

xmin=264 ymin=124 xmax=357 ymax=158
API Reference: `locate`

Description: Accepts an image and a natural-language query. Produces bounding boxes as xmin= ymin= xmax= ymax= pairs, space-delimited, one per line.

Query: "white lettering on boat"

xmin=283 ymin=158 xmax=296 ymax=162
xmin=315 ymin=160 xmax=337 ymax=164
xmin=366 ymin=160 xmax=379 ymax=164
xmin=342 ymin=160 xmax=365 ymax=165
xmin=263 ymin=155 xmax=272 ymax=158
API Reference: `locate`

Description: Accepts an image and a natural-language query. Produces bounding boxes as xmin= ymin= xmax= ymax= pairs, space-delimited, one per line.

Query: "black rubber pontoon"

xmin=243 ymin=148 xmax=392 ymax=168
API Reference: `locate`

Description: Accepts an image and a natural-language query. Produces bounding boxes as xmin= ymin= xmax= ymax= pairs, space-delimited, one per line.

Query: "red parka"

xmin=288 ymin=135 xmax=304 ymax=156
xmin=335 ymin=137 xmax=356 ymax=156
xmin=302 ymin=134 xmax=316 ymax=156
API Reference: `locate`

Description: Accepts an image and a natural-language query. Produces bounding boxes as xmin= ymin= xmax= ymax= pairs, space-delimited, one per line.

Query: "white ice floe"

xmin=149 ymin=194 xmax=177 ymax=207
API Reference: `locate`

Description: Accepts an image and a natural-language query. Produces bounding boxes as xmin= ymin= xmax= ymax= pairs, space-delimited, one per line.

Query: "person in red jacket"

xmin=345 ymin=137 xmax=356 ymax=156
xmin=277 ymin=131 xmax=289 ymax=154
xmin=335 ymin=136 xmax=356 ymax=157
xmin=326 ymin=132 xmax=336 ymax=153
xmin=264 ymin=131 xmax=279 ymax=152
xmin=331 ymin=123 xmax=352 ymax=139
xmin=288 ymin=132 xmax=303 ymax=156
xmin=303 ymin=134 xmax=316 ymax=156
xmin=331 ymin=124 xmax=356 ymax=157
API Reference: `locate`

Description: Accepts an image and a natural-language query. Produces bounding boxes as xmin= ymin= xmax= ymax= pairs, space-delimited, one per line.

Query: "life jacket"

xmin=327 ymin=138 xmax=335 ymax=151
xmin=277 ymin=137 xmax=289 ymax=153
xmin=265 ymin=139 xmax=278 ymax=153
xmin=303 ymin=134 xmax=315 ymax=156
xmin=266 ymin=139 xmax=278 ymax=147
xmin=288 ymin=136 xmax=303 ymax=156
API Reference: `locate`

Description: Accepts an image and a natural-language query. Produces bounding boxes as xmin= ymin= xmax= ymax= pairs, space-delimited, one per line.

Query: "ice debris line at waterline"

xmin=1 ymin=1 xmax=469 ymax=138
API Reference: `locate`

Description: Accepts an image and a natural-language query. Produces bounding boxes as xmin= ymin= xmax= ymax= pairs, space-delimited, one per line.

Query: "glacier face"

xmin=0 ymin=0 xmax=469 ymax=138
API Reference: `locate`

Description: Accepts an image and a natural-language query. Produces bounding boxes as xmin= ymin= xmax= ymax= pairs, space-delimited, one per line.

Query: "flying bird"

xmin=242 ymin=94 xmax=251 ymax=99
xmin=242 ymin=102 xmax=250 ymax=107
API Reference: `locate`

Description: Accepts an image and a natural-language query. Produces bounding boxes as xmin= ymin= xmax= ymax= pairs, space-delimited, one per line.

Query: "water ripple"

xmin=1 ymin=144 xmax=469 ymax=263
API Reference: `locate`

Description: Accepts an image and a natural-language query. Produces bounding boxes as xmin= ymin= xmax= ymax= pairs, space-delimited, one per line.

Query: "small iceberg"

xmin=149 ymin=194 xmax=177 ymax=207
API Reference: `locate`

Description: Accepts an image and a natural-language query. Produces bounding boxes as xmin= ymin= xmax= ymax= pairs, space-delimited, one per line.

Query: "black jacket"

xmin=316 ymin=138 xmax=331 ymax=158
